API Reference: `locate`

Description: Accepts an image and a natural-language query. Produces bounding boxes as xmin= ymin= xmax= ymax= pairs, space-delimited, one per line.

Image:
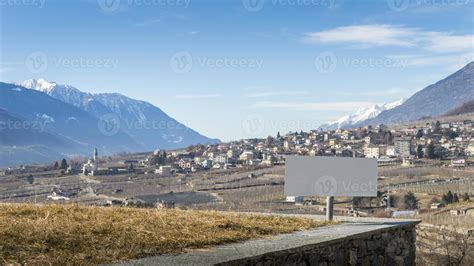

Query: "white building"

xmin=394 ymin=139 xmax=411 ymax=158
xmin=82 ymin=148 xmax=98 ymax=176
xmin=364 ymin=145 xmax=380 ymax=158
xmin=467 ymin=140 xmax=474 ymax=156
xmin=386 ymin=146 xmax=396 ymax=157
xmin=286 ymin=196 xmax=304 ymax=204
xmin=214 ymin=154 xmax=228 ymax=164
xmin=155 ymin=166 xmax=172 ymax=177
xmin=239 ymin=151 xmax=254 ymax=161
xmin=201 ymin=159 xmax=213 ymax=169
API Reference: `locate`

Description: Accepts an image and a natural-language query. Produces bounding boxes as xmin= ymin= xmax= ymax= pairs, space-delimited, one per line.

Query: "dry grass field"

xmin=0 ymin=203 xmax=331 ymax=264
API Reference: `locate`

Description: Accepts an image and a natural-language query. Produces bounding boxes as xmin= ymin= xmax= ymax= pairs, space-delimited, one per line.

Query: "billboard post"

xmin=326 ymin=196 xmax=334 ymax=221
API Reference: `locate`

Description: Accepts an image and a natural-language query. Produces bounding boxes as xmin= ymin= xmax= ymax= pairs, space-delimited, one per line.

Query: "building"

xmin=214 ymin=154 xmax=228 ymax=164
xmin=283 ymin=140 xmax=295 ymax=150
xmin=394 ymin=138 xmax=411 ymax=158
xmin=386 ymin=146 xmax=396 ymax=157
xmin=431 ymin=202 xmax=444 ymax=209
xmin=467 ymin=140 xmax=474 ymax=156
xmin=227 ymin=149 xmax=238 ymax=159
xmin=286 ymin=196 xmax=304 ymax=204
xmin=451 ymin=158 xmax=466 ymax=167
xmin=155 ymin=166 xmax=171 ymax=177
xmin=450 ymin=209 xmax=468 ymax=216
xmin=364 ymin=145 xmax=380 ymax=158
xmin=178 ymin=158 xmax=193 ymax=170
xmin=201 ymin=159 xmax=213 ymax=169
xmin=239 ymin=151 xmax=254 ymax=161
xmin=82 ymin=148 xmax=98 ymax=176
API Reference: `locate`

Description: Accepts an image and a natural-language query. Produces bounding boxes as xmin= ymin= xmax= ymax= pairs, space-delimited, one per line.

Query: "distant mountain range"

xmin=357 ymin=62 xmax=474 ymax=127
xmin=321 ymin=98 xmax=405 ymax=130
xmin=0 ymin=80 xmax=219 ymax=166
xmin=322 ymin=62 xmax=473 ymax=129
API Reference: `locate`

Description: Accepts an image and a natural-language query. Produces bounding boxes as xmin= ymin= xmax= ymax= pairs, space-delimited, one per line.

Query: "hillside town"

xmin=3 ymin=119 xmax=472 ymax=179
xmin=102 ymin=119 xmax=474 ymax=176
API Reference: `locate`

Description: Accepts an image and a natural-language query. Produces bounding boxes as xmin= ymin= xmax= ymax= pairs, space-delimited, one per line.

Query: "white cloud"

xmin=244 ymin=91 xmax=308 ymax=98
xmin=175 ymin=94 xmax=221 ymax=99
xmin=304 ymin=24 xmax=417 ymax=47
xmin=304 ymin=24 xmax=474 ymax=53
xmin=425 ymin=34 xmax=474 ymax=53
xmin=386 ymin=52 xmax=474 ymax=69
xmin=249 ymin=101 xmax=378 ymax=111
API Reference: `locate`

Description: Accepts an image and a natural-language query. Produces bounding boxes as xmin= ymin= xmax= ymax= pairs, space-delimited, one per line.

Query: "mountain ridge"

xmin=21 ymin=79 xmax=220 ymax=150
xmin=321 ymin=98 xmax=405 ymax=130
xmin=355 ymin=62 xmax=474 ymax=127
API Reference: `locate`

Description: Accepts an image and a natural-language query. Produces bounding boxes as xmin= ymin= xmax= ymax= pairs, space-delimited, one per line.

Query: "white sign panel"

xmin=284 ymin=156 xmax=377 ymax=197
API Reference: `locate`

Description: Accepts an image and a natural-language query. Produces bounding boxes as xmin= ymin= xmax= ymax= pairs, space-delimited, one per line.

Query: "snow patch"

xmin=35 ymin=113 xmax=55 ymax=123
xmin=324 ymin=98 xmax=406 ymax=129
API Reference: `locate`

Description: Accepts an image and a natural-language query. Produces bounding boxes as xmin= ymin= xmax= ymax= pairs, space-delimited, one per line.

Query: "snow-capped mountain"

xmin=0 ymin=81 xmax=141 ymax=166
xmin=322 ymin=98 xmax=406 ymax=130
xmin=359 ymin=62 xmax=474 ymax=126
xmin=21 ymin=79 xmax=219 ymax=150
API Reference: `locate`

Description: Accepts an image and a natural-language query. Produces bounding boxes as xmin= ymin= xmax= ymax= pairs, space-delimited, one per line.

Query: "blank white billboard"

xmin=284 ymin=156 xmax=377 ymax=197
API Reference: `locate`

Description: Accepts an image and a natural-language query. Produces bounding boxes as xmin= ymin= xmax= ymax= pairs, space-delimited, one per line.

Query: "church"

xmin=82 ymin=148 xmax=98 ymax=176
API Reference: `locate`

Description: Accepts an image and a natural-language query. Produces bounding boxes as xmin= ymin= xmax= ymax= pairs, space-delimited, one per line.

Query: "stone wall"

xmin=221 ymin=224 xmax=416 ymax=266
xmin=119 ymin=218 xmax=419 ymax=266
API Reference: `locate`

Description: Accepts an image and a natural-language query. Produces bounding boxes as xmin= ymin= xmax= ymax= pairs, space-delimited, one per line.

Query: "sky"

xmin=1 ymin=0 xmax=473 ymax=141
